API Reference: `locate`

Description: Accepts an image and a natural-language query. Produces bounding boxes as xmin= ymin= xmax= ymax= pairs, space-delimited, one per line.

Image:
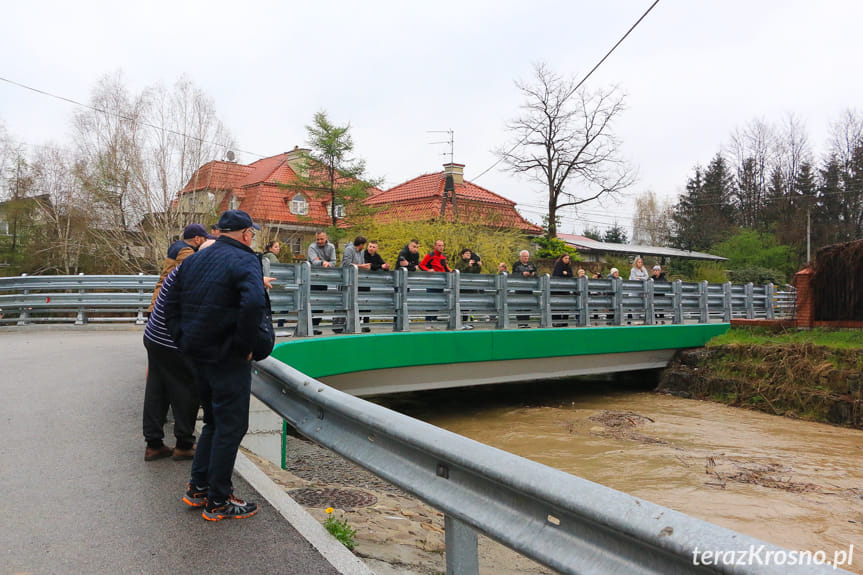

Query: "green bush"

xmin=324 ymin=508 xmax=357 ymax=551
xmin=727 ymin=266 xmax=785 ymax=285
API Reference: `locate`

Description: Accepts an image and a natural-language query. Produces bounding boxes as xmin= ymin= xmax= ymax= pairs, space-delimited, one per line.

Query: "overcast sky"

xmin=2 ymin=0 xmax=862 ymax=236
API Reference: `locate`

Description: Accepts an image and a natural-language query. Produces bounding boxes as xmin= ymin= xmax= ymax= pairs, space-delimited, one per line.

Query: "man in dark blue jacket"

xmin=164 ymin=209 xmax=266 ymax=521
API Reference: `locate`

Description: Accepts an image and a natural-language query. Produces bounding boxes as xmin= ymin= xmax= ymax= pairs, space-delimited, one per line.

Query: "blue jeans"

xmin=189 ymin=358 xmax=251 ymax=503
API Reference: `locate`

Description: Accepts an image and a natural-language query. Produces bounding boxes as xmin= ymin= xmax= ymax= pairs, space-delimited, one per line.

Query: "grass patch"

xmin=707 ymin=327 xmax=863 ymax=350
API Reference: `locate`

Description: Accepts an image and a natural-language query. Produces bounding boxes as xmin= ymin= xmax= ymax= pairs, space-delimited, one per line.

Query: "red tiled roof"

xmin=368 ymin=171 xmax=542 ymax=234
xmin=181 ymin=161 xmax=252 ymax=193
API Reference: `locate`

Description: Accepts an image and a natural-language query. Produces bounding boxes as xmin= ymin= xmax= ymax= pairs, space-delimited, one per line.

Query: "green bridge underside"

xmin=271 ymin=324 xmax=729 ymax=382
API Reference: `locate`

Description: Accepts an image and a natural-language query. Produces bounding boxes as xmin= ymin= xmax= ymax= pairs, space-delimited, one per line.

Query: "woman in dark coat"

xmin=551 ymin=254 xmax=574 ymax=326
xmin=552 ymin=254 xmax=573 ymax=277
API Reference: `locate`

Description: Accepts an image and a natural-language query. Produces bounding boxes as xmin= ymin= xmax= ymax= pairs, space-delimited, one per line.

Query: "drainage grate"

xmin=288 ymin=487 xmax=378 ymax=510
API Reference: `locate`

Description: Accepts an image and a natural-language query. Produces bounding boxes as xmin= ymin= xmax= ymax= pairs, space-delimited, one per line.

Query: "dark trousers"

xmin=189 ymin=358 xmax=251 ymax=503
xmin=142 ymin=339 xmax=199 ymax=450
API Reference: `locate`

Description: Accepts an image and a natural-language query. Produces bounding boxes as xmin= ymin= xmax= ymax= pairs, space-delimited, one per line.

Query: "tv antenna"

xmin=427 ymin=129 xmax=454 ymax=164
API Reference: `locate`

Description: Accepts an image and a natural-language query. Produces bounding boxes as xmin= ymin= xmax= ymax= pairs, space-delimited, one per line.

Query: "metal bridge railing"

xmin=0 ymin=266 xmax=796 ymax=330
xmin=251 ymin=356 xmax=844 ymax=575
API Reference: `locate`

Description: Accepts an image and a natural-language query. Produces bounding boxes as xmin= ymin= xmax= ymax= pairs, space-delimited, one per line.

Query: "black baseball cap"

xmin=216 ymin=210 xmax=261 ymax=232
xmin=183 ymin=223 xmax=213 ymax=239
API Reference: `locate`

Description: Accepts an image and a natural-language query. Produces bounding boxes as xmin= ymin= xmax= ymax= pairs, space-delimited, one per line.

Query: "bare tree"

xmin=72 ymin=72 xmax=234 ymax=272
xmin=27 ymin=145 xmax=90 ymax=274
xmin=727 ymin=119 xmax=777 ymax=228
xmin=632 ymin=190 xmax=673 ymax=246
xmin=498 ymin=63 xmax=634 ymax=238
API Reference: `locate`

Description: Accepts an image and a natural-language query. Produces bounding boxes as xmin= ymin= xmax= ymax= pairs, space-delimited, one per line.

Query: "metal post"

xmin=723 ymin=282 xmax=733 ymax=322
xmin=765 ymin=283 xmax=775 ymax=320
xmin=539 ymin=274 xmax=551 ymax=328
xmin=18 ymin=274 xmax=30 ymax=326
xmin=612 ymin=278 xmax=622 ymax=326
xmin=698 ymin=280 xmax=709 ymax=324
xmin=445 ymin=515 xmax=479 ymax=575
xmin=644 ymin=279 xmax=655 ymax=325
xmin=448 ymin=270 xmax=461 ymax=330
xmin=394 ymin=268 xmax=409 ymax=332
xmin=344 ymin=265 xmax=359 ymax=334
xmin=495 ymin=272 xmax=509 ymax=330
xmin=295 ymin=262 xmax=312 ymax=337
xmin=135 ymin=272 xmax=147 ymax=325
xmin=672 ymin=280 xmax=682 ymax=325
xmin=577 ymin=275 xmax=589 ymax=327
xmin=75 ymin=272 xmax=87 ymax=325
xmin=745 ymin=282 xmax=755 ymax=319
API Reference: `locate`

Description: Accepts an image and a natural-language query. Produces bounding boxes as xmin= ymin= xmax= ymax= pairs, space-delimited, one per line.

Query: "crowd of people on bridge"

xmin=141 ymin=215 xmax=672 ymax=525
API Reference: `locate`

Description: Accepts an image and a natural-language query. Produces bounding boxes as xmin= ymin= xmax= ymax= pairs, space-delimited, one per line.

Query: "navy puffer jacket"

xmin=164 ymin=236 xmax=266 ymax=363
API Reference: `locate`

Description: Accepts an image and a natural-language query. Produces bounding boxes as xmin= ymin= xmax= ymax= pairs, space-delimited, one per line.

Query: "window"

xmin=327 ymin=202 xmax=345 ymax=219
xmin=0 ymin=220 xmax=8 ymax=235
xmin=290 ymin=194 xmax=308 ymax=215
xmin=291 ymin=236 xmax=302 ymax=254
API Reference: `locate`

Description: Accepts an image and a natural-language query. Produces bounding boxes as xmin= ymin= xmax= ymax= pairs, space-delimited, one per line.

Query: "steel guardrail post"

xmin=296 ymin=262 xmax=312 ymax=337
xmin=745 ymin=282 xmax=755 ymax=319
xmin=394 ymin=268 xmax=409 ymax=332
xmin=698 ymin=280 xmax=709 ymax=324
xmin=539 ymin=274 xmax=551 ymax=328
xmin=577 ymin=276 xmax=589 ymax=327
xmin=136 ymin=273 xmax=147 ymax=325
xmin=612 ymin=277 xmax=623 ymax=326
xmin=765 ymin=283 xmax=775 ymax=320
xmin=75 ymin=273 xmax=87 ymax=325
xmin=495 ymin=272 xmax=509 ymax=329
xmin=448 ymin=269 xmax=462 ymax=330
xmin=444 ymin=514 xmax=479 ymax=575
xmin=723 ymin=282 xmax=733 ymax=322
xmin=344 ymin=265 xmax=359 ymax=334
xmin=18 ymin=274 xmax=30 ymax=325
xmin=672 ymin=280 xmax=682 ymax=324
xmin=644 ymin=278 xmax=655 ymax=325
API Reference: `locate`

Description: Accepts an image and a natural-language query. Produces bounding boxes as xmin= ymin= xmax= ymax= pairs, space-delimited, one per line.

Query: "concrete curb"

xmin=234 ymin=452 xmax=376 ymax=575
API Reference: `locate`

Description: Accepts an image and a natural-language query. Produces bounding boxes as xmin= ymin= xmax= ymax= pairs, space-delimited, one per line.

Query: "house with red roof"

xmin=175 ymin=154 xmax=540 ymax=258
xmin=176 ymin=147 xmax=379 ymax=257
xmin=365 ymin=163 xmax=542 ymax=235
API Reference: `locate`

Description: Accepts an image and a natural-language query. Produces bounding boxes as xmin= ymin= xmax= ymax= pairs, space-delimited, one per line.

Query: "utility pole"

xmin=806 ymin=208 xmax=811 ymax=263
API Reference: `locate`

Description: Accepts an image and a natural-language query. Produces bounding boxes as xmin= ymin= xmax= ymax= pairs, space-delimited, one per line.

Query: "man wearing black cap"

xmin=164 ymin=209 xmax=267 ymax=521
xmin=148 ymin=223 xmax=211 ymax=312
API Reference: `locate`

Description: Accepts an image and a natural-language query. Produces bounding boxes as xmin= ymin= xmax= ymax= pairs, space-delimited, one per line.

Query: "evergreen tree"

xmin=672 ymin=153 xmax=734 ymax=251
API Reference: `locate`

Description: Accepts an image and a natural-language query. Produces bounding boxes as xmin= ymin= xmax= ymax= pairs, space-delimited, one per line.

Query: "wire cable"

xmin=0 ymin=75 xmax=265 ymax=160
xmin=470 ymin=0 xmax=661 ymax=183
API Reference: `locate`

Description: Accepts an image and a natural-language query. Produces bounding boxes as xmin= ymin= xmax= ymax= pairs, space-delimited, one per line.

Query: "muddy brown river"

xmin=374 ymin=379 xmax=863 ymax=573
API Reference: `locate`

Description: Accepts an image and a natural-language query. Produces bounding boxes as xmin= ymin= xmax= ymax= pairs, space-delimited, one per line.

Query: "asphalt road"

xmin=0 ymin=328 xmax=341 ymax=575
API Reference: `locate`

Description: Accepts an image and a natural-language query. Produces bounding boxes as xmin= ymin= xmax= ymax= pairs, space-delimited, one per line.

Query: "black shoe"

xmin=313 ymin=330 xmax=322 ymax=335
xmin=202 ymin=494 xmax=258 ymax=521
xmin=361 ymin=327 xmax=371 ymax=333
xmin=183 ymin=483 xmax=208 ymax=508
xmin=332 ymin=328 xmax=343 ymax=334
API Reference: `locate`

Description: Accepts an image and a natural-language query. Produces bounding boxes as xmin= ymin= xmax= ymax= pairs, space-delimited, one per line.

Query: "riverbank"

xmin=658 ymin=327 xmax=863 ymax=427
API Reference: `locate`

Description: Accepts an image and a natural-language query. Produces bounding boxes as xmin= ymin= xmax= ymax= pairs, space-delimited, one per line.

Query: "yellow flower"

xmin=325 ymin=507 xmax=334 ymax=514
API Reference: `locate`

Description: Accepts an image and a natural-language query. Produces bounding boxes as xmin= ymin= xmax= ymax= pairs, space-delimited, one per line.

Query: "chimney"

xmin=443 ymin=163 xmax=465 ymax=185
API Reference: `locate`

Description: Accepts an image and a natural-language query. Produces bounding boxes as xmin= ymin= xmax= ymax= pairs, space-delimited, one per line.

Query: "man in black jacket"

xmin=396 ymin=239 xmax=420 ymax=271
xmin=164 ymin=209 xmax=266 ymax=521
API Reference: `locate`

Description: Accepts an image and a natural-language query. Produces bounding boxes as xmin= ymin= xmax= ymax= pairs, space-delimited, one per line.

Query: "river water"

xmin=373 ymin=379 xmax=863 ymax=573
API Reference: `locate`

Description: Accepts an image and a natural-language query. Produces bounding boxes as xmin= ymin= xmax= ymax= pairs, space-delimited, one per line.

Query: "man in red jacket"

xmin=419 ymin=240 xmax=450 ymax=327
xmin=419 ymin=240 xmax=450 ymax=272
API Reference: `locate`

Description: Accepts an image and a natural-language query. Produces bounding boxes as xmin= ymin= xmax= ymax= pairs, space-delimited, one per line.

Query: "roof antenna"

xmin=428 ymin=130 xmax=457 ymax=219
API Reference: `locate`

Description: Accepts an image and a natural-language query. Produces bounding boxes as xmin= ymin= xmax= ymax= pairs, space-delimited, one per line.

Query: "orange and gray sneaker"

xmin=202 ymin=494 xmax=258 ymax=521
xmin=182 ymin=483 xmax=209 ymax=508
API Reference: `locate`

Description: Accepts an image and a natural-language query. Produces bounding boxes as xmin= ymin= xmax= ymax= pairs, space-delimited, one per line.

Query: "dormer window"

xmin=290 ymin=194 xmax=308 ymax=215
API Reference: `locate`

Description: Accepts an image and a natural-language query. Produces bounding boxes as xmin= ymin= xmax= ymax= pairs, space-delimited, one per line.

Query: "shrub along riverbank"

xmin=657 ymin=327 xmax=863 ymax=427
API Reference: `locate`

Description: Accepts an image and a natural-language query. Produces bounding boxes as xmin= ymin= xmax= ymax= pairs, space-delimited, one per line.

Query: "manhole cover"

xmin=288 ymin=487 xmax=378 ymax=509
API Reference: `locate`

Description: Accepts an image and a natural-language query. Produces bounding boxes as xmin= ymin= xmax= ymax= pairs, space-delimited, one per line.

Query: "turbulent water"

xmin=372 ymin=378 xmax=863 ymax=573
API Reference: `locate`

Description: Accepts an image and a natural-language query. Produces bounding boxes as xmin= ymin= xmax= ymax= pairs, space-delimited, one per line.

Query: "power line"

xmin=470 ymin=0 xmax=661 ymax=183
xmin=0 ymin=75 xmax=265 ymax=160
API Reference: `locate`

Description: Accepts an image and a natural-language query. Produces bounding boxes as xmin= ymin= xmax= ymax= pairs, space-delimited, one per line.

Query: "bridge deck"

xmin=0 ymin=329 xmax=343 ymax=575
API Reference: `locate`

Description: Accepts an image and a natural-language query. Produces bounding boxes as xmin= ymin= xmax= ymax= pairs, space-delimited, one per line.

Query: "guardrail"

xmin=251 ymin=356 xmax=845 ymax=575
xmin=0 ymin=266 xmax=795 ymax=330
